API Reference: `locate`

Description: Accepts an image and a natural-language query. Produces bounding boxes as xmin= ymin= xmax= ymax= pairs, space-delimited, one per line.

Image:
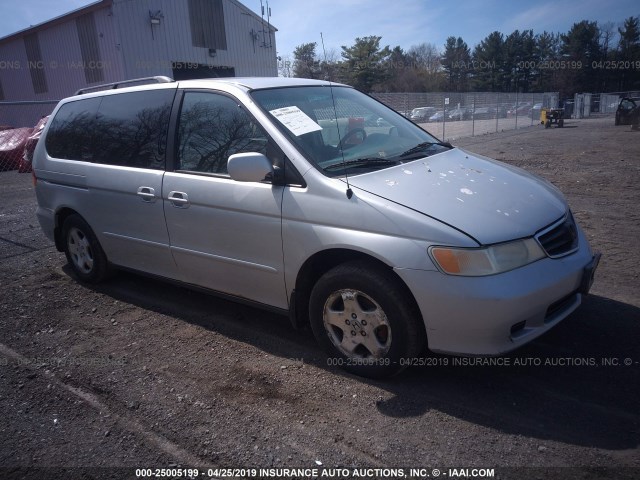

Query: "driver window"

xmin=177 ymin=92 xmax=268 ymax=174
xmin=620 ymin=100 xmax=634 ymax=110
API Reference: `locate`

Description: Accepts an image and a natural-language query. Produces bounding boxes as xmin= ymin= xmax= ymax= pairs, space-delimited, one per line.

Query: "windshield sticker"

xmin=269 ymin=106 xmax=323 ymax=136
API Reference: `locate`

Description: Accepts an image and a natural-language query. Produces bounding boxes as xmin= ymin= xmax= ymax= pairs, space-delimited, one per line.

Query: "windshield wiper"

xmin=324 ymin=157 xmax=401 ymax=171
xmin=399 ymin=141 xmax=453 ymax=158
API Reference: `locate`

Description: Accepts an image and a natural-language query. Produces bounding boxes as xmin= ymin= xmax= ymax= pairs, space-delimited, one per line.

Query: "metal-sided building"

xmin=0 ymin=0 xmax=277 ymax=126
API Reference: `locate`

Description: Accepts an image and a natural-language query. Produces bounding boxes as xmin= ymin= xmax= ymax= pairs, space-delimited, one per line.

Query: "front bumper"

xmin=395 ymin=229 xmax=599 ymax=356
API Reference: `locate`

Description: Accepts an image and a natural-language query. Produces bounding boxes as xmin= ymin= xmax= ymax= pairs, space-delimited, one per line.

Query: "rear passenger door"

xmin=162 ymin=90 xmax=288 ymax=309
xmin=85 ymin=88 xmax=179 ymax=278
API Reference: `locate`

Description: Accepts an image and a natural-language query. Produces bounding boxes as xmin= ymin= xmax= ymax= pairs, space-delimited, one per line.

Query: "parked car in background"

xmin=0 ymin=127 xmax=33 ymax=171
xmin=530 ymin=103 xmax=543 ymax=120
xmin=429 ymin=110 xmax=446 ymax=122
xmin=507 ymin=103 xmax=531 ymax=118
xmin=615 ymin=97 xmax=639 ymax=126
xmin=507 ymin=103 xmax=532 ymax=118
xmin=472 ymin=107 xmax=497 ymax=120
xmin=18 ymin=116 xmax=50 ymax=173
xmin=447 ymin=107 xmax=472 ymax=121
xmin=496 ymin=104 xmax=509 ymax=118
xmin=410 ymin=107 xmax=437 ymax=122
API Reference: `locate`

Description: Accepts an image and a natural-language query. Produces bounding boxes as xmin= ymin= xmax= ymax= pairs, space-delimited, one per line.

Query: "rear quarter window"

xmin=45 ymin=89 xmax=175 ymax=169
xmin=45 ymin=97 xmax=101 ymax=161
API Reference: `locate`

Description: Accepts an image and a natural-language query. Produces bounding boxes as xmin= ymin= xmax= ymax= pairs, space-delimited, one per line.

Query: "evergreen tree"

xmin=534 ymin=31 xmax=561 ymax=91
xmin=340 ymin=36 xmax=392 ymax=93
xmin=504 ymin=30 xmax=536 ymax=92
xmin=293 ymin=42 xmax=319 ymax=79
xmin=441 ymin=37 xmax=471 ymax=91
xmin=377 ymin=46 xmax=414 ymax=92
xmin=560 ymin=21 xmax=602 ymax=94
xmin=617 ymin=16 xmax=640 ymax=90
xmin=472 ymin=31 xmax=504 ymax=91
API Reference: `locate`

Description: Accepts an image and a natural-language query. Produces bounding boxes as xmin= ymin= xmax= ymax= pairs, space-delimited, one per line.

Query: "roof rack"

xmin=75 ymin=76 xmax=174 ymax=95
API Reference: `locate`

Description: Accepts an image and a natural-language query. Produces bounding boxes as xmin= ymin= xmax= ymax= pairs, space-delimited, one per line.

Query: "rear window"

xmin=46 ymin=89 xmax=175 ymax=169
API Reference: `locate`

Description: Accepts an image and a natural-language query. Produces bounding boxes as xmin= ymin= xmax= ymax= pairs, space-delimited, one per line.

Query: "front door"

xmin=162 ymin=90 xmax=288 ymax=309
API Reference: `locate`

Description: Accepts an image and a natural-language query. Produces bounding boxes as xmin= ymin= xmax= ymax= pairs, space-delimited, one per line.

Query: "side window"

xmin=92 ymin=90 xmax=174 ymax=169
xmin=176 ymin=91 xmax=268 ymax=175
xmin=45 ymin=97 xmax=101 ymax=160
xmin=45 ymin=90 xmax=174 ymax=168
xmin=622 ymin=99 xmax=637 ymax=111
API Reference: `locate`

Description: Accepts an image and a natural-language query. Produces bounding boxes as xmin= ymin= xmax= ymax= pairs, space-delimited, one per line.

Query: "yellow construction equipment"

xmin=540 ymin=108 xmax=565 ymax=128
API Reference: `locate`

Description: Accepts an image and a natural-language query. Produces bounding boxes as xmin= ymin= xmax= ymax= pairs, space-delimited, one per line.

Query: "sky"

xmin=1 ymin=0 xmax=639 ymax=58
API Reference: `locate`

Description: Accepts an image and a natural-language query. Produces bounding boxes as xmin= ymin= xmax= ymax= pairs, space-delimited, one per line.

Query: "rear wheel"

xmin=309 ymin=261 xmax=425 ymax=378
xmin=62 ymin=214 xmax=110 ymax=283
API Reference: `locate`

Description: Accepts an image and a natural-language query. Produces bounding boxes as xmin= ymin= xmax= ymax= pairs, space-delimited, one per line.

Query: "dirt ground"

xmin=0 ymin=116 xmax=638 ymax=480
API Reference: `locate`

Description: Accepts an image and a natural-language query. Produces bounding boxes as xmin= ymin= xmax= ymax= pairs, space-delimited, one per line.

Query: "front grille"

xmin=536 ymin=214 xmax=579 ymax=257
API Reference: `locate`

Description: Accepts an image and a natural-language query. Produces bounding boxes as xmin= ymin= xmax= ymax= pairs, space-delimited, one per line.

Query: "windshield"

xmin=251 ymin=86 xmax=451 ymax=177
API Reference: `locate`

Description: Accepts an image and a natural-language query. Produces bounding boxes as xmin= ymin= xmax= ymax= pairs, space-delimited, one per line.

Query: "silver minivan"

xmin=33 ymin=77 xmax=600 ymax=377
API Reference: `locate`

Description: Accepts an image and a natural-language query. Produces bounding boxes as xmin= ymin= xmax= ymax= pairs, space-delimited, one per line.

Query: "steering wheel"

xmin=337 ymin=128 xmax=367 ymax=151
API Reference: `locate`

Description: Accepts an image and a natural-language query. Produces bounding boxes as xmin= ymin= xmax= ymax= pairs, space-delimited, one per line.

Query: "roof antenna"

xmin=266 ymin=1 xmax=272 ymax=48
xmin=259 ymin=0 xmax=267 ymax=47
xmin=321 ymin=32 xmax=353 ymax=199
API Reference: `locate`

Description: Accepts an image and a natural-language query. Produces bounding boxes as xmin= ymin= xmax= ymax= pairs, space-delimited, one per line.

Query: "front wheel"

xmin=309 ymin=261 xmax=425 ymax=378
xmin=62 ymin=214 xmax=110 ymax=283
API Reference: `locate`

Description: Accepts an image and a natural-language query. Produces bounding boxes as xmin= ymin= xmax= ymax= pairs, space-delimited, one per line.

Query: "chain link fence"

xmin=370 ymin=91 xmax=559 ymax=141
xmin=572 ymin=91 xmax=640 ymax=118
xmin=0 ymin=100 xmax=57 ymax=172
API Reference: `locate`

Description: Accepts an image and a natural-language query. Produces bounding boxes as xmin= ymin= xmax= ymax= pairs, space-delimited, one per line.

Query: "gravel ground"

xmin=0 ymin=116 xmax=638 ymax=480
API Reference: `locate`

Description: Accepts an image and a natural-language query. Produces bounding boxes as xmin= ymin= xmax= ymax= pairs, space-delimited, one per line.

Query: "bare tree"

xmin=277 ymin=54 xmax=293 ymax=77
xmin=600 ymin=21 xmax=617 ymax=60
xmin=408 ymin=43 xmax=441 ymax=74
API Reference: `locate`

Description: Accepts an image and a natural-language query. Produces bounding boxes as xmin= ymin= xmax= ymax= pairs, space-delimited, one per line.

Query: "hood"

xmin=347 ymin=148 xmax=567 ymax=245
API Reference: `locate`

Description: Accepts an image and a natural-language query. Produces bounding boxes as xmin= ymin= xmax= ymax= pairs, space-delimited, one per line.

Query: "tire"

xmin=615 ymin=115 xmax=620 ymax=126
xmin=62 ymin=214 xmax=110 ymax=283
xmin=558 ymin=119 xmax=564 ymax=128
xmin=309 ymin=261 xmax=425 ymax=378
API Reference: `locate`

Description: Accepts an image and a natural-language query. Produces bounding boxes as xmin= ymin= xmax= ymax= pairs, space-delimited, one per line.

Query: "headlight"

xmin=430 ymin=238 xmax=546 ymax=276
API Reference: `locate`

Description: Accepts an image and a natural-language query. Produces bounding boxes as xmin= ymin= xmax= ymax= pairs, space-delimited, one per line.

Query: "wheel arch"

xmin=53 ymin=207 xmax=83 ymax=252
xmin=290 ymin=248 xmax=423 ymax=332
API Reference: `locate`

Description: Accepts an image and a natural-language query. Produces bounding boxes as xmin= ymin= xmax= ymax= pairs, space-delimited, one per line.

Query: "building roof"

xmin=0 ymin=0 xmax=112 ymax=45
xmin=0 ymin=0 xmax=276 ymax=46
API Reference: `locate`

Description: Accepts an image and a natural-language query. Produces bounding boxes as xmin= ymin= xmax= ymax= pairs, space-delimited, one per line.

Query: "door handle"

xmin=137 ymin=186 xmax=156 ymax=202
xmin=168 ymin=191 xmax=189 ymax=208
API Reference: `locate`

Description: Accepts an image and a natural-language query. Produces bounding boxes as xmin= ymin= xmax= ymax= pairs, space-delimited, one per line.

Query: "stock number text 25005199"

xmin=517 ymin=60 xmax=583 ymax=70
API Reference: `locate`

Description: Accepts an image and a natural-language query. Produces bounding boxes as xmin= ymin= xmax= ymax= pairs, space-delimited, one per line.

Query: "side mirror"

xmin=227 ymin=152 xmax=273 ymax=182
